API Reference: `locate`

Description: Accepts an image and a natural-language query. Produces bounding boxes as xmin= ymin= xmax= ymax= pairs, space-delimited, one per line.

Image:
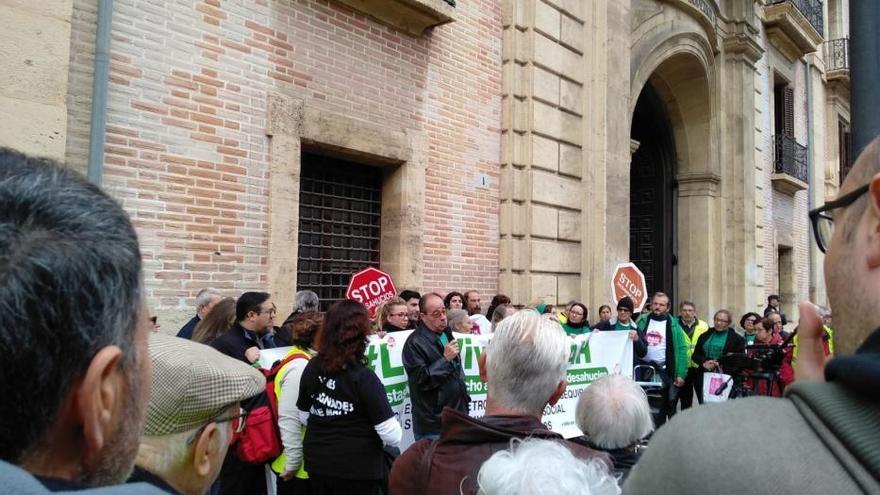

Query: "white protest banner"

xmin=365 ymin=329 xmax=633 ymax=450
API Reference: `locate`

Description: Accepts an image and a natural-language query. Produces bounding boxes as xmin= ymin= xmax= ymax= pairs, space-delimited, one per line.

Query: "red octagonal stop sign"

xmin=611 ymin=262 xmax=648 ymax=310
xmin=346 ymin=267 xmax=398 ymax=319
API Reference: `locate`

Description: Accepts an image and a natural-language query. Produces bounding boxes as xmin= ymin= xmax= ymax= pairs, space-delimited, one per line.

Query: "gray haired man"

xmin=391 ymin=310 xmax=611 ymax=494
xmin=0 ymin=148 xmax=164 ymax=493
xmin=129 ymin=333 xmax=265 ymax=495
xmin=177 ymin=288 xmax=224 ymax=339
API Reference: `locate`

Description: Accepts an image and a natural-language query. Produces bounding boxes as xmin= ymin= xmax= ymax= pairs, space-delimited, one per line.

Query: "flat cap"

xmin=144 ymin=333 xmax=265 ymax=436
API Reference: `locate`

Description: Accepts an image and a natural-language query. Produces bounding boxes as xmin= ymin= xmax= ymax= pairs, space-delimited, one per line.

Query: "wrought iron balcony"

xmin=772 ymin=135 xmax=808 ymax=194
xmin=767 ymin=0 xmax=824 ymax=36
xmin=825 ymin=37 xmax=849 ymax=71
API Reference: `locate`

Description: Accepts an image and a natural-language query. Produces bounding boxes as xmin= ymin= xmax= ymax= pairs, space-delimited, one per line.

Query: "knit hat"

xmin=143 ymin=333 xmax=265 ymax=436
xmin=616 ymin=296 xmax=635 ymax=313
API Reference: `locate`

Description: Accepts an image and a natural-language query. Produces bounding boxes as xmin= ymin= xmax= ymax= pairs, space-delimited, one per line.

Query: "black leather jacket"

xmin=401 ymin=324 xmax=470 ymax=436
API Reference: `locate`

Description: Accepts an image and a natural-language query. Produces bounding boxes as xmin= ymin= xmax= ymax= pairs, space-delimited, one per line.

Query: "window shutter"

xmin=783 ymin=87 xmax=795 ymax=137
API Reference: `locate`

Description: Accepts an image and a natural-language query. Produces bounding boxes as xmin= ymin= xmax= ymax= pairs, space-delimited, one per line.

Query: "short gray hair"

xmin=477 ymin=438 xmax=620 ymax=495
xmin=196 ymin=288 xmax=223 ymax=309
xmin=575 ymin=374 xmax=654 ymax=449
xmin=136 ymin=413 xmax=233 ymax=478
xmin=486 ymin=310 xmax=568 ymax=415
xmin=294 ymin=290 xmax=319 ymax=313
xmin=448 ymin=309 xmax=470 ymax=330
xmin=0 ymin=149 xmax=143 ymax=462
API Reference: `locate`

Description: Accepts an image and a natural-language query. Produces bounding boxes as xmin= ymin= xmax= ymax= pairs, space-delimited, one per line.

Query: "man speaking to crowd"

xmin=625 ymin=139 xmax=880 ymax=494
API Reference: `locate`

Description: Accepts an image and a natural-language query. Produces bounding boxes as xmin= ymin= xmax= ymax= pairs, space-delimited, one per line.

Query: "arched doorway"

xmin=630 ymin=82 xmax=676 ymax=298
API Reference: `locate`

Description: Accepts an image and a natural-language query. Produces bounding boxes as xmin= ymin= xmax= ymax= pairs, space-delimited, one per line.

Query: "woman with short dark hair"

xmin=297 ymin=300 xmax=402 ymax=494
xmin=444 ymin=291 xmax=465 ymax=310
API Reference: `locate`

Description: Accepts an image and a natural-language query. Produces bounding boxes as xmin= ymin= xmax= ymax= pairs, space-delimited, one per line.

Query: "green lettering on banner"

xmin=365 ymin=343 xmax=380 ymax=372
xmin=566 ymin=367 xmax=609 ymax=385
xmin=568 ymin=340 xmax=592 ymax=365
xmin=384 ymin=382 xmax=409 ymax=406
xmin=465 ymin=375 xmax=488 ymax=395
xmin=380 ymin=344 xmax=405 ymax=378
xmin=460 ymin=338 xmax=484 ymax=369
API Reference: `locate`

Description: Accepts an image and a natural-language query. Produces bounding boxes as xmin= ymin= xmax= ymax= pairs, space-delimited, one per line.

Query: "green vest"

xmin=270 ymin=347 xmax=312 ymax=477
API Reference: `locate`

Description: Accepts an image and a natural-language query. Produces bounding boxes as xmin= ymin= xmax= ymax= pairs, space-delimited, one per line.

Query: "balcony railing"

xmin=767 ymin=0 xmax=824 ymax=36
xmin=773 ymin=135 xmax=808 ymax=183
xmin=825 ymin=37 xmax=849 ymax=71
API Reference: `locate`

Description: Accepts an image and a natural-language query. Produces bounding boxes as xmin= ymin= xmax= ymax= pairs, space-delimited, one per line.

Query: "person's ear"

xmin=547 ymin=380 xmax=566 ymax=406
xmin=76 ymin=345 xmax=125 ymax=469
xmin=192 ymin=422 xmax=222 ymax=478
xmin=866 ymin=174 xmax=880 ymax=268
xmin=478 ymin=351 xmax=488 ymax=383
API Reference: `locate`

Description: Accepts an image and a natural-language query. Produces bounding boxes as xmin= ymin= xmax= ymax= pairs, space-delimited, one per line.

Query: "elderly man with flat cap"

xmin=128 ymin=333 xmax=265 ymax=495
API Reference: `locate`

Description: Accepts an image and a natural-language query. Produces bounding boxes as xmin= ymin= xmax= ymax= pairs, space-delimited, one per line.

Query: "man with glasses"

xmin=130 ymin=333 xmax=264 ymax=495
xmin=402 ymin=293 xmax=470 ymax=440
xmin=212 ymin=292 xmax=278 ymax=365
xmin=676 ymin=301 xmax=709 ymax=410
xmin=626 ymin=139 xmax=880 ymax=494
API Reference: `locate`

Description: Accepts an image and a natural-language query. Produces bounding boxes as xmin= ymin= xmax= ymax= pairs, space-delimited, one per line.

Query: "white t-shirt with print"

xmin=644 ymin=318 xmax=667 ymax=365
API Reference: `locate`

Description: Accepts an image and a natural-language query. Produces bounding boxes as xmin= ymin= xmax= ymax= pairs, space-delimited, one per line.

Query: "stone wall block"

xmin=542 ymin=0 xmax=585 ymax=22
xmin=558 ymin=209 xmax=581 ymax=241
xmin=530 ymin=169 xmax=582 ymax=210
xmin=530 ymin=204 xmax=559 ymax=239
xmin=558 ymin=142 xmax=582 ymax=178
xmin=535 ymin=0 xmax=561 ymax=41
xmin=531 ymin=239 xmax=581 ymax=272
xmin=560 ymin=78 xmax=583 ymax=115
xmin=557 ymin=274 xmax=581 ymax=303
xmin=534 ymin=33 xmax=583 ymax=83
xmin=560 ymin=14 xmax=583 ymax=53
xmin=530 ymin=273 xmax=558 ymax=304
xmin=532 ymin=134 xmax=559 ymax=172
xmin=533 ymin=66 xmax=560 ymax=106
xmin=533 ymin=100 xmax=582 ymax=145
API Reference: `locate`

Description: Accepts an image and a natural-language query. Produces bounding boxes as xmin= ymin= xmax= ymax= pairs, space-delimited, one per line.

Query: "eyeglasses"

xmin=186 ymin=409 xmax=248 ymax=445
xmin=809 ymin=183 xmax=869 ymax=253
xmin=257 ymin=308 xmax=276 ymax=316
xmin=389 ymin=312 xmax=409 ymax=318
xmin=714 ymin=319 xmax=730 ymax=324
xmin=423 ymin=308 xmax=447 ymax=318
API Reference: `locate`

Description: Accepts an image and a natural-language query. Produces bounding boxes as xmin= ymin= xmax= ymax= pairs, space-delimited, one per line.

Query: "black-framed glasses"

xmin=186 ymin=408 xmax=248 ymax=445
xmin=808 ymin=183 xmax=870 ymax=253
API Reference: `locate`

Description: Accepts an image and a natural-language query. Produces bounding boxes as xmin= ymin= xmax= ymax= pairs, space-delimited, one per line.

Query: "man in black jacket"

xmin=212 ymin=292 xmax=278 ymax=365
xmin=401 ymin=292 xmax=470 ymax=440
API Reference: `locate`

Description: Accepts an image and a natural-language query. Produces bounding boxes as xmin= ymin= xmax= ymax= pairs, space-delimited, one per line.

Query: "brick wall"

xmin=67 ymin=0 xmax=502 ymax=324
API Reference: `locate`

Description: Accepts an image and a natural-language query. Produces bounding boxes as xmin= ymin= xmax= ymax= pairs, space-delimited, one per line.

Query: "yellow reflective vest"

xmin=270 ymin=346 xmax=312 ymax=478
xmin=681 ymin=319 xmax=710 ymax=368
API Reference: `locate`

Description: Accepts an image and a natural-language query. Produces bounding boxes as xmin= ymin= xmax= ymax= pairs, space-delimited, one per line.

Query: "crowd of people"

xmin=2 ymin=140 xmax=878 ymax=495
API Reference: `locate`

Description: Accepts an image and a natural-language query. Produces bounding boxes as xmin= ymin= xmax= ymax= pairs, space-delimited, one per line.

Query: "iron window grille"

xmin=767 ymin=0 xmax=824 ymax=36
xmin=773 ymin=134 xmax=809 ymax=183
xmin=297 ymin=153 xmax=383 ymax=311
xmin=825 ymin=37 xmax=849 ymax=72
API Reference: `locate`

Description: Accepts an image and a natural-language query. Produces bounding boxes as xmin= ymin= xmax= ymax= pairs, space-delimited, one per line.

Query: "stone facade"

xmin=0 ymin=0 xmax=849 ymax=328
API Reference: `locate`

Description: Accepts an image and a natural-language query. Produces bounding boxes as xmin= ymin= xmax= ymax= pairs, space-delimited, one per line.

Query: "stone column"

xmin=500 ymin=0 xmax=587 ymax=306
xmin=718 ymin=5 xmax=764 ymax=315
xmin=581 ymin=0 xmax=632 ymax=310
xmin=265 ymin=93 xmax=305 ymax=315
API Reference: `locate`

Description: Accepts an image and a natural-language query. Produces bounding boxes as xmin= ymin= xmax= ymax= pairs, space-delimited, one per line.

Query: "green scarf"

xmin=704 ymin=330 xmax=729 ymax=361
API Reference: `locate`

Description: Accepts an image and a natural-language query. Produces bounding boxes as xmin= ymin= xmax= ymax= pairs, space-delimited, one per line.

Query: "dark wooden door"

xmin=630 ymin=83 xmax=675 ymax=299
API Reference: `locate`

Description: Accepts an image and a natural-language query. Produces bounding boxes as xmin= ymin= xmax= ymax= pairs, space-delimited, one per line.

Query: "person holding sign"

xmin=690 ymin=310 xmax=746 ymax=404
xmin=401 ymin=293 xmax=470 ymax=441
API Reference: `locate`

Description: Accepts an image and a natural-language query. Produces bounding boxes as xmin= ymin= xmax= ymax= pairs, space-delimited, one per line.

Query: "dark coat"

xmin=691 ymin=328 xmax=747 ymax=369
xmin=389 ymin=408 xmax=612 ymax=495
xmin=401 ymin=324 xmax=470 ymax=436
xmin=763 ymin=305 xmax=788 ymax=325
xmin=211 ymin=322 xmax=278 ymax=364
xmin=175 ymin=315 xmax=200 ymax=339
